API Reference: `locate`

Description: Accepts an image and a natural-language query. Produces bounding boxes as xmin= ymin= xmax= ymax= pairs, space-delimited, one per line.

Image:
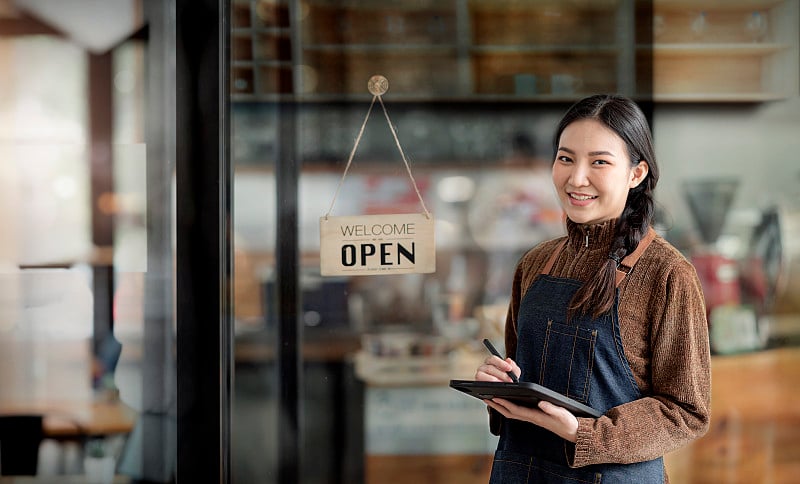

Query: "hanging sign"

xmin=320 ymin=213 xmax=435 ymax=276
xmin=319 ymin=213 xmax=436 ymax=276
xmin=320 ymin=75 xmax=435 ymax=277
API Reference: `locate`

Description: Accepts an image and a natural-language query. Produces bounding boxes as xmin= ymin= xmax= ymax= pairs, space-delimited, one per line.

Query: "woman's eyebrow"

xmin=557 ymin=146 xmax=616 ymax=157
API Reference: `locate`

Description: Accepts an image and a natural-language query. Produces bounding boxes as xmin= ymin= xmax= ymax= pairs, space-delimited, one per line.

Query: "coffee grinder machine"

xmin=684 ymin=178 xmax=741 ymax=314
xmin=684 ymin=178 xmax=761 ymax=353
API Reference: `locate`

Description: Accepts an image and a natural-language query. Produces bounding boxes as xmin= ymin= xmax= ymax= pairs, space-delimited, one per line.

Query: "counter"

xmin=360 ymin=345 xmax=800 ymax=484
xmin=665 ymin=346 xmax=800 ymax=483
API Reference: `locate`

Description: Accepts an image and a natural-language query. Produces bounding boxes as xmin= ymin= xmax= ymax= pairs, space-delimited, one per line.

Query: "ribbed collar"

xmin=565 ymin=218 xmax=617 ymax=253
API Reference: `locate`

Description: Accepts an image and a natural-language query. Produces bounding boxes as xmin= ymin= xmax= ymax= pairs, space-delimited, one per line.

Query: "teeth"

xmin=570 ymin=194 xmax=596 ymax=201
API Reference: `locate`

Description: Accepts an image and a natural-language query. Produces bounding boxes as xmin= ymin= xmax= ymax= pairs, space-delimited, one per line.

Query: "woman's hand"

xmin=486 ymin=398 xmax=579 ymax=443
xmin=475 ymin=354 xmax=521 ymax=383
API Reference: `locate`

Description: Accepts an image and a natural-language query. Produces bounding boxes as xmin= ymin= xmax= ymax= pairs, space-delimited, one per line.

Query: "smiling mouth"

xmin=569 ymin=193 xmax=598 ymax=201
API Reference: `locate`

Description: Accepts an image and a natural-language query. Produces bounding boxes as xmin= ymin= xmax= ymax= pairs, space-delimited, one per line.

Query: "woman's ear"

xmin=629 ymin=160 xmax=649 ymax=189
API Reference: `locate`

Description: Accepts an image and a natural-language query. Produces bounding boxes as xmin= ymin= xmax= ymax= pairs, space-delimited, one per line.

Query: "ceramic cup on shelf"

xmin=550 ymin=74 xmax=582 ymax=95
xmin=514 ymin=73 xmax=538 ymax=96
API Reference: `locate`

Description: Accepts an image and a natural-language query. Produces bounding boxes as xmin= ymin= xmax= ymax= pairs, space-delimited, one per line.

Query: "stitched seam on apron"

xmin=547 ymin=325 xmax=595 ymax=401
xmin=582 ymin=330 xmax=597 ymax=402
xmin=532 ymin=463 xmax=601 ymax=483
xmin=526 ymin=455 xmax=533 ymax=483
xmin=567 ymin=324 xmax=577 ymax=398
xmin=539 ymin=321 xmax=552 ymax=385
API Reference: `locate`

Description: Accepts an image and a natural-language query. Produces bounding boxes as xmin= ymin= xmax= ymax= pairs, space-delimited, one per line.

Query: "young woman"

xmin=475 ymin=94 xmax=710 ymax=483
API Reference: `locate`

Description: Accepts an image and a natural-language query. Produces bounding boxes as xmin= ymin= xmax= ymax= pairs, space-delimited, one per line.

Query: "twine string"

xmin=377 ymin=95 xmax=431 ymax=219
xmin=324 ymin=93 xmax=431 ymax=220
xmin=324 ymin=95 xmax=377 ymax=220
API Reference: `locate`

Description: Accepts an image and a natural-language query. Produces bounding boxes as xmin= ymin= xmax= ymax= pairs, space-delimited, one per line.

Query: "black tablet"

xmin=449 ymin=380 xmax=603 ymax=418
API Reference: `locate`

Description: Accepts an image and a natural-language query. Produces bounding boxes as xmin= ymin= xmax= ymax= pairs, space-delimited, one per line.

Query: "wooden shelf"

xmin=467 ymin=0 xmax=623 ymax=98
xmin=302 ymin=43 xmax=458 ymax=53
xmin=653 ymin=0 xmax=785 ymax=9
xmin=229 ymin=0 xmax=797 ymax=103
xmin=652 ymin=92 xmax=787 ymax=102
xmin=469 ymin=1 xmax=618 ymax=44
xmin=300 ymin=2 xmax=457 ymax=45
xmin=472 ymin=44 xmax=620 ymax=54
xmin=643 ymin=0 xmax=799 ymax=101
xmin=647 ymin=42 xmax=789 ymax=55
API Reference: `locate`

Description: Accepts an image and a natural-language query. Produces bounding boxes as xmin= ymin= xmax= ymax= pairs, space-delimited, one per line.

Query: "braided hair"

xmin=552 ymin=94 xmax=659 ymax=319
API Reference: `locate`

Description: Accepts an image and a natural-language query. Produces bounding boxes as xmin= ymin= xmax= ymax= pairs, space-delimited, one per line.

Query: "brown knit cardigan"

xmin=490 ymin=218 xmax=711 ymax=476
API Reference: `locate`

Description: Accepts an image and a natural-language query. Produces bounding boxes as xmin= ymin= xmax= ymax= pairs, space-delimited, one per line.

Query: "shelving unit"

xmin=644 ymin=0 xmax=799 ymax=101
xmin=231 ymin=0 xmax=637 ymax=102
xmin=232 ymin=0 xmax=293 ymax=100
xmin=295 ymin=0 xmax=463 ymax=99
xmin=230 ymin=0 xmax=798 ymax=103
xmin=468 ymin=0 xmax=632 ymax=101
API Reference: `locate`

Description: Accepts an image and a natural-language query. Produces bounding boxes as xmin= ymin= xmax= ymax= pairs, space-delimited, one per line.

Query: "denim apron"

xmin=490 ymin=229 xmax=663 ymax=484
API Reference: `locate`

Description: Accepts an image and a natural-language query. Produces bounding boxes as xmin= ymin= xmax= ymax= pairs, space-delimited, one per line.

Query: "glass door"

xmin=1 ymin=0 xmax=231 ymax=481
xmin=229 ymin=1 xmax=639 ymax=483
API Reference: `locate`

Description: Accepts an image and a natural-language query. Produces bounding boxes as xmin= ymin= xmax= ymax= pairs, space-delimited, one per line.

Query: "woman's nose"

xmin=569 ymin=162 xmax=590 ymax=186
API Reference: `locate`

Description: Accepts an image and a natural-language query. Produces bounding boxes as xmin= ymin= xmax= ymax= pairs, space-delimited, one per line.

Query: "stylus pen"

xmin=483 ymin=338 xmax=519 ymax=383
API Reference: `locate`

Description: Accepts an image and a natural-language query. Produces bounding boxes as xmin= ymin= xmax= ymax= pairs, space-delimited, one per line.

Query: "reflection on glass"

xmin=653 ymin=14 xmax=666 ymax=40
xmin=1 ymin=4 xmax=175 ymax=481
xmin=745 ymin=11 xmax=768 ymax=43
xmin=691 ymin=11 xmax=709 ymax=39
xmin=230 ymin=0 xmax=800 ymax=482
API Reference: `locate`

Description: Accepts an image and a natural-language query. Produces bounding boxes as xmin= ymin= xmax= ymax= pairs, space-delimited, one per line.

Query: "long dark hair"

xmin=552 ymin=94 xmax=659 ymax=319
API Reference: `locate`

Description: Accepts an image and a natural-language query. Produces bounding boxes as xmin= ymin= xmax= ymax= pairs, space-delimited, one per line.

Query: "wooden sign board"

xmin=320 ymin=213 xmax=435 ymax=276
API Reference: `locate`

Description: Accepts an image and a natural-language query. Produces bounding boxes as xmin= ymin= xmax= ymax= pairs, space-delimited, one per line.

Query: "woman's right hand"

xmin=475 ymin=355 xmax=521 ymax=382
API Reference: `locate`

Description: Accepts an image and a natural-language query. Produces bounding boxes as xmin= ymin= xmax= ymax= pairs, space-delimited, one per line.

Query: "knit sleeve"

xmin=571 ymin=254 xmax=711 ymax=467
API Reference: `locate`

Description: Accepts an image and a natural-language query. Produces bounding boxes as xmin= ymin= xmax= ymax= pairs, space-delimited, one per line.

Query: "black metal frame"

xmin=176 ymin=0 xmax=232 ymax=482
xmin=275 ymin=100 xmax=302 ymax=483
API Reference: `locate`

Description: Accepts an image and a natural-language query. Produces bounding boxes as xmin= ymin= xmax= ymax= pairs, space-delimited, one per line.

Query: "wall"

xmin=653 ymin=98 xmax=800 ymax=253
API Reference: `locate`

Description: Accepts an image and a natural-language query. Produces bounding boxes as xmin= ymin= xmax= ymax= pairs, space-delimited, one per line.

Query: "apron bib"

xmin=490 ymin=229 xmax=663 ymax=484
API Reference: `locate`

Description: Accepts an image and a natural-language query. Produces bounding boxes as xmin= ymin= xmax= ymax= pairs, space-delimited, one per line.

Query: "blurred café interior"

xmin=1 ymin=0 xmax=799 ymax=483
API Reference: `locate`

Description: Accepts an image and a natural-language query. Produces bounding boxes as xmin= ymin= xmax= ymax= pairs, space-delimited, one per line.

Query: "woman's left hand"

xmin=486 ymin=398 xmax=579 ymax=443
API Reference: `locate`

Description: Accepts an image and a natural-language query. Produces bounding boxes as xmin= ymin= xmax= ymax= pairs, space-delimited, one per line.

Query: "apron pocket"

xmin=539 ymin=320 xmax=597 ymax=403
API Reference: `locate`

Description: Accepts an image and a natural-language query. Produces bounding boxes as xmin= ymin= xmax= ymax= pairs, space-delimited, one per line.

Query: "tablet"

xmin=449 ymin=380 xmax=603 ymax=418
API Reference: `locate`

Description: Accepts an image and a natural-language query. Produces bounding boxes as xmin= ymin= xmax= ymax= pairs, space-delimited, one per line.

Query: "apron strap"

xmin=615 ymin=226 xmax=657 ymax=286
xmin=540 ymin=227 xmax=657 ymax=287
xmin=541 ymin=238 xmax=567 ymax=276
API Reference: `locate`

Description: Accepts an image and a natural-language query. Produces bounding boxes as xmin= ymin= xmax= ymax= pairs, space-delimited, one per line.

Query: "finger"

xmin=491 ymin=399 xmax=543 ymax=423
xmin=476 ymin=362 xmax=515 ymax=382
xmin=486 ymin=399 xmax=514 ymax=419
xmin=475 ymin=368 xmax=505 ymax=382
xmin=491 ymin=398 xmax=521 ymax=413
xmin=537 ymin=400 xmax=560 ymax=415
xmin=486 ymin=355 xmax=513 ymax=372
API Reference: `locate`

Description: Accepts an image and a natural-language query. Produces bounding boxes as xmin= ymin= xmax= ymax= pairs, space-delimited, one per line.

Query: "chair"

xmin=0 ymin=414 xmax=44 ymax=475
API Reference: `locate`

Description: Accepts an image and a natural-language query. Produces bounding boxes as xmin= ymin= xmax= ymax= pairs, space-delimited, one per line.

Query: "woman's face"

xmin=552 ymin=118 xmax=649 ymax=225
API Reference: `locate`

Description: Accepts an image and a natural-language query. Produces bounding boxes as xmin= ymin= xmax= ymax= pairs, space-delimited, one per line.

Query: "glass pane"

xmin=231 ymin=104 xmax=280 ymax=481
xmin=0 ymin=2 xmax=176 ymax=481
xmin=231 ymin=1 xmax=800 ymax=483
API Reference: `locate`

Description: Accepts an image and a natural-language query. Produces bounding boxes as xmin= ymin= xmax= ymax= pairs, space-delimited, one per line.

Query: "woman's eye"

xmin=592 ymin=159 xmax=609 ymax=165
xmin=557 ymin=156 xmax=572 ymax=163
